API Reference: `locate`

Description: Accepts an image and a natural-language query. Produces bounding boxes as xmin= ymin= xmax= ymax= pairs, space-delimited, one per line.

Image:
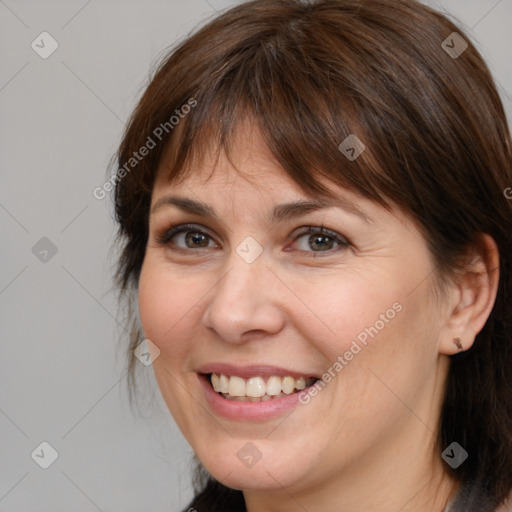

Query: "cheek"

xmin=137 ymin=257 xmax=202 ymax=360
xmin=299 ymin=266 xmax=434 ymax=411
xmin=137 ymin=257 xmax=207 ymax=436
xmin=292 ymin=272 xmax=403 ymax=362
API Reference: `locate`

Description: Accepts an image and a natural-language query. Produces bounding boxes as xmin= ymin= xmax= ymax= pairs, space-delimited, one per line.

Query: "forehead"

xmin=154 ymin=120 xmax=288 ymax=188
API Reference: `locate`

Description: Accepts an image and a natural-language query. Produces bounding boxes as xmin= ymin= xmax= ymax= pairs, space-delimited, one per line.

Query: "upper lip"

xmin=196 ymin=363 xmax=320 ymax=380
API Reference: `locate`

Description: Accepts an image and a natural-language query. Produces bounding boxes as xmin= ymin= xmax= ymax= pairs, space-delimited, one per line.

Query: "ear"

xmin=439 ymin=234 xmax=500 ymax=355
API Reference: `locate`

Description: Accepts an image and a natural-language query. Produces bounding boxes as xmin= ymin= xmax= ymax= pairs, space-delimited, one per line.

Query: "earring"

xmin=453 ymin=337 xmax=463 ymax=350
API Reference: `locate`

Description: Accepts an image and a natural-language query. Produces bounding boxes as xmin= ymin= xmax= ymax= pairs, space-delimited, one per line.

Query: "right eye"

xmin=156 ymin=223 xmax=219 ymax=251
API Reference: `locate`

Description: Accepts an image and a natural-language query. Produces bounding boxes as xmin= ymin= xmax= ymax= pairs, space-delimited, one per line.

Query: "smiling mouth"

xmin=206 ymin=373 xmax=319 ymax=402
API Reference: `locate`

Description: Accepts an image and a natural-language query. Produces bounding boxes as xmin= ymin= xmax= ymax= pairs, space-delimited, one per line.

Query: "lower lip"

xmin=199 ymin=374 xmax=307 ymax=421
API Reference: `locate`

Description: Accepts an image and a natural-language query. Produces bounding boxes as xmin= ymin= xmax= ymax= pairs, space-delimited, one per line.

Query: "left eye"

xmin=291 ymin=227 xmax=349 ymax=254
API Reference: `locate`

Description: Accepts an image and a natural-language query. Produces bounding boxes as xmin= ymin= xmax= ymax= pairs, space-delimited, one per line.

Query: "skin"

xmin=138 ymin=123 xmax=499 ymax=512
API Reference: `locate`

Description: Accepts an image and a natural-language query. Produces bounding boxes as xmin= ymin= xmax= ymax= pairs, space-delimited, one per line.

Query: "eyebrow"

xmin=151 ymin=195 xmax=371 ymax=224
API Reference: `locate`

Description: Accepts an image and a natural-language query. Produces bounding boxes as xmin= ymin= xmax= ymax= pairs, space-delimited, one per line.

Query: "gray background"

xmin=1 ymin=1 xmax=511 ymax=511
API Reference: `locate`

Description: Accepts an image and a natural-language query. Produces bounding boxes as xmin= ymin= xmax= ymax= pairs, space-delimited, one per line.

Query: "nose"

xmin=201 ymin=253 xmax=286 ymax=344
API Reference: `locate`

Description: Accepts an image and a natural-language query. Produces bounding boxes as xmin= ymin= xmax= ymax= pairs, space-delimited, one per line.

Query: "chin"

xmin=192 ymin=437 xmax=319 ymax=492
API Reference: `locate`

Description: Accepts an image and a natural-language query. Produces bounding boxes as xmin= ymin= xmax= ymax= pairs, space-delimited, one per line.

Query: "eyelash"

xmin=155 ymin=223 xmax=350 ymax=256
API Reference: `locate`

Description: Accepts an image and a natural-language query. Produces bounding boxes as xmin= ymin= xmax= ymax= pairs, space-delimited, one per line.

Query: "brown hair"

xmin=112 ymin=0 xmax=512 ymax=510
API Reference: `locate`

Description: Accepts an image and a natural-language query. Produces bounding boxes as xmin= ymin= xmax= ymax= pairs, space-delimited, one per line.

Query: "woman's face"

xmin=138 ymin=125 xmax=452 ymax=495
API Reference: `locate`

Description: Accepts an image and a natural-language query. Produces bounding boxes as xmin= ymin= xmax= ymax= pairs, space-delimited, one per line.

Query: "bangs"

xmin=154 ymin=23 xmax=398 ymax=210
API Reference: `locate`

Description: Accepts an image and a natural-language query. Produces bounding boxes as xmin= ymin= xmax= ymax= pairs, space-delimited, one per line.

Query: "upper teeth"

xmin=210 ymin=373 xmax=314 ymax=397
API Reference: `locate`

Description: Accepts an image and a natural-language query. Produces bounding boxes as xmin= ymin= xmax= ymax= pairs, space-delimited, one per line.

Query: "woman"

xmin=112 ymin=0 xmax=512 ymax=510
